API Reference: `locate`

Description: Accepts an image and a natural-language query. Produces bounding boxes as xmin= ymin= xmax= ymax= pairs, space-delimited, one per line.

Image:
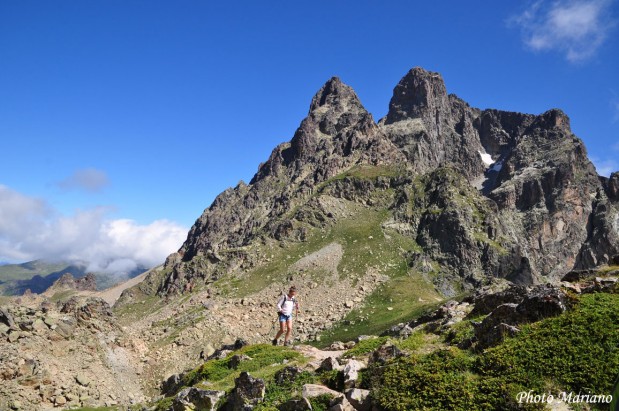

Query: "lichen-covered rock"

xmin=274 ymin=366 xmax=303 ymax=385
xmin=226 ymin=372 xmax=265 ymax=411
xmin=173 ymin=387 xmax=224 ymax=411
xmin=345 ymin=388 xmax=371 ymax=411
xmin=475 ymin=285 xmax=568 ymax=348
xmin=368 ymin=344 xmax=403 ymax=366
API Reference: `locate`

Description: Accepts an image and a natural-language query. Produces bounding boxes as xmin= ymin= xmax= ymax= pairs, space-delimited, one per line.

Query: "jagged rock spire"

xmin=308 ymin=76 xmax=364 ymax=113
xmin=383 ymin=67 xmax=450 ymax=126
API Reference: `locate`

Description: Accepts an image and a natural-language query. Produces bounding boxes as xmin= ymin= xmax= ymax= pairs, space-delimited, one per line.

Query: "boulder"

xmin=54 ymin=318 xmax=76 ymax=339
xmin=318 ymin=357 xmax=341 ymax=372
xmin=162 ymin=373 xmax=184 ymax=396
xmin=342 ymin=359 xmax=365 ymax=389
xmin=229 ymin=354 xmax=252 ymax=370
xmin=475 ymin=285 xmax=567 ymax=348
xmin=200 ymin=344 xmax=216 ymax=360
xmin=76 ymin=373 xmax=91 ymax=387
xmin=173 ymin=387 xmax=225 ymax=411
xmin=234 ymin=339 xmax=249 ymax=350
xmin=32 ymin=319 xmax=48 ymax=333
xmin=274 ymin=366 xmax=303 ymax=385
xmin=345 ymin=388 xmax=371 ymax=411
xmin=7 ymin=330 xmax=23 ymax=343
xmin=0 ymin=307 xmax=17 ymax=330
xmin=226 ymin=372 xmax=265 ymax=410
xmin=467 ymin=285 xmax=528 ymax=317
xmin=368 ymin=343 xmax=403 ymax=366
xmin=328 ymin=396 xmax=355 ymax=411
xmin=515 ymin=285 xmax=567 ymax=322
xmin=302 ymin=384 xmax=343 ymax=399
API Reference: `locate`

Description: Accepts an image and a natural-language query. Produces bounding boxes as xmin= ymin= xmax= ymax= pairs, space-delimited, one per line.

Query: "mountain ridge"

xmin=148 ymin=66 xmax=617 ymax=298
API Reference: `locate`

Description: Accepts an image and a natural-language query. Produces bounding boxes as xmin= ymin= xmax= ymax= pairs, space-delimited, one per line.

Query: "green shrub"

xmin=343 ymin=337 xmax=389 ymax=358
xmin=308 ymin=394 xmax=336 ymax=411
xmin=368 ymin=293 xmax=619 ymax=410
xmin=181 ymin=344 xmax=302 ymax=391
xmin=258 ymin=371 xmax=316 ymax=407
xmin=395 ymin=331 xmax=425 ymax=352
xmin=478 ymin=293 xmax=619 ymax=398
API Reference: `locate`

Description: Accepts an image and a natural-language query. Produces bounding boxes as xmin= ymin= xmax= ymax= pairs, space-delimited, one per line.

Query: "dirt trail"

xmin=293 ymin=344 xmax=344 ymax=368
xmin=96 ymin=271 xmax=150 ymax=306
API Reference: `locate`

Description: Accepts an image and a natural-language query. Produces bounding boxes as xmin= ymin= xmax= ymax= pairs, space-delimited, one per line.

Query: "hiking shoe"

xmin=272 ymin=339 xmax=278 ymax=346
xmin=283 ymin=341 xmax=292 ymax=347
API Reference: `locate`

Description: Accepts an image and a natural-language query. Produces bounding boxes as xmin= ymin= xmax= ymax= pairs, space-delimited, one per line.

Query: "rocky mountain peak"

xmin=531 ymin=108 xmax=572 ymax=134
xmin=308 ymin=76 xmax=362 ymax=113
xmin=154 ymin=65 xmax=618 ymax=297
xmin=383 ymin=67 xmax=450 ymax=125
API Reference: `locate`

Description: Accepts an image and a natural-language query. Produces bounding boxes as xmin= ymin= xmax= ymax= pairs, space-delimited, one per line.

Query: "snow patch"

xmin=489 ymin=160 xmax=503 ymax=172
xmin=478 ymin=151 xmax=495 ymax=166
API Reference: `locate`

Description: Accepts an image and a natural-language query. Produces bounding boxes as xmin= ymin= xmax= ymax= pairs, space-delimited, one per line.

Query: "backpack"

xmin=278 ymin=294 xmax=296 ymax=312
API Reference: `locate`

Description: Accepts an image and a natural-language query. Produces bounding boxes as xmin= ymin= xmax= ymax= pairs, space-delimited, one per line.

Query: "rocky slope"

xmin=151 ymin=67 xmax=617 ymax=298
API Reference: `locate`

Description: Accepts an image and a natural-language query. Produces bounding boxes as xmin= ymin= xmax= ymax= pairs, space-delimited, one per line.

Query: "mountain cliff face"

xmin=152 ymin=67 xmax=619 ymax=297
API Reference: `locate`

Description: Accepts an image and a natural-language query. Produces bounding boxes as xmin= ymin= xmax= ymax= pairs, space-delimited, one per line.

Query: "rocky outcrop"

xmin=474 ymin=284 xmax=569 ymax=348
xmin=47 ymin=273 xmax=98 ymax=292
xmin=225 ymin=372 xmax=266 ymax=411
xmin=172 ymin=387 xmax=224 ymax=411
xmin=0 ymin=296 xmax=144 ymax=410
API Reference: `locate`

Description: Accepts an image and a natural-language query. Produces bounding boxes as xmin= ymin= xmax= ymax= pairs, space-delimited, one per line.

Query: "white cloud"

xmin=0 ymin=184 xmax=187 ymax=276
xmin=511 ymin=0 xmax=616 ymax=62
xmin=591 ymin=157 xmax=619 ymax=176
xmin=57 ymin=168 xmax=110 ymax=192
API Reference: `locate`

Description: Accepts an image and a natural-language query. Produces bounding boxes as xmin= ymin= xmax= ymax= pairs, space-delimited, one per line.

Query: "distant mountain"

xmin=0 ymin=260 xmax=146 ymax=295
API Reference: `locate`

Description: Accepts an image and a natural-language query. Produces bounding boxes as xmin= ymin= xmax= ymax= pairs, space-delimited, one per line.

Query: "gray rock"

xmin=302 ymin=384 xmax=343 ymax=399
xmin=345 ymin=388 xmax=371 ymax=411
xmin=76 ymin=373 xmax=90 ymax=387
xmin=173 ymin=387 xmax=225 ymax=411
xmin=328 ymin=396 xmax=355 ymax=411
xmin=342 ymin=359 xmax=365 ymax=389
xmin=475 ymin=285 xmax=568 ymax=348
xmin=0 ymin=307 xmax=17 ymax=329
xmin=229 ymin=354 xmax=252 ymax=370
xmin=368 ymin=343 xmax=403 ymax=366
xmin=226 ymin=372 xmax=265 ymax=411
xmin=200 ymin=344 xmax=216 ymax=360
xmin=318 ymin=357 xmax=341 ymax=372
xmin=162 ymin=373 xmax=184 ymax=396
xmin=274 ymin=366 xmax=303 ymax=385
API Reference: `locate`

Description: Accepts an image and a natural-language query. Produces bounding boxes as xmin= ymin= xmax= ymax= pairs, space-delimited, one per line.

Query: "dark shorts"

xmin=279 ymin=313 xmax=292 ymax=322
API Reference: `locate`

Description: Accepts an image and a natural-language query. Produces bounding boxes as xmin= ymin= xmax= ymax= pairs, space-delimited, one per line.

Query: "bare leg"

xmin=274 ymin=321 xmax=285 ymax=341
xmin=284 ymin=319 xmax=293 ymax=344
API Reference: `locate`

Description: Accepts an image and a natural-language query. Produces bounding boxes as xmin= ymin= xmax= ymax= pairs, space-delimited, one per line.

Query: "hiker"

xmin=272 ymin=286 xmax=299 ymax=346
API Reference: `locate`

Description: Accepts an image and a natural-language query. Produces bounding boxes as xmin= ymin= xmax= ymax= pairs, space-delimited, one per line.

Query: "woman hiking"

xmin=272 ymin=286 xmax=299 ymax=346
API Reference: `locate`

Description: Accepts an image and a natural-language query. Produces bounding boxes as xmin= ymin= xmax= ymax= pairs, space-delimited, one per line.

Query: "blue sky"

xmin=0 ymin=1 xmax=618 ymax=271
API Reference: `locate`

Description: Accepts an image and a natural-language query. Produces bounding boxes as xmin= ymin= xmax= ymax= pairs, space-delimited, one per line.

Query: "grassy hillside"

xmin=368 ymin=292 xmax=619 ymax=411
